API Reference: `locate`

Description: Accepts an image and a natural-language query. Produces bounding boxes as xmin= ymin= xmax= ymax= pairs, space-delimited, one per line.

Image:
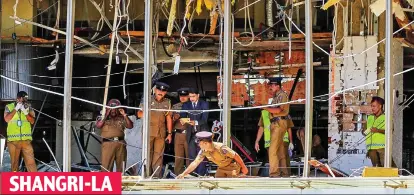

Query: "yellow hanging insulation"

xmin=196 ymin=0 xmax=204 ymax=15
xmin=208 ymin=0 xmax=235 ymax=34
xmin=167 ymin=0 xmax=178 ymax=36
xmin=204 ymin=0 xmax=215 ymax=10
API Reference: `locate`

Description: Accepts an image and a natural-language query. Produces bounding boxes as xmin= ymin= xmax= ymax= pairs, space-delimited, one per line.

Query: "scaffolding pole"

xmin=303 ymin=0 xmax=314 ymax=177
xmin=62 ymin=0 xmax=76 ymax=172
xmin=384 ymin=0 xmax=394 ymax=168
xmin=142 ymin=0 xmax=153 ymax=178
xmin=101 ymin=0 xmax=120 ymax=117
xmin=223 ymin=0 xmax=233 ymax=146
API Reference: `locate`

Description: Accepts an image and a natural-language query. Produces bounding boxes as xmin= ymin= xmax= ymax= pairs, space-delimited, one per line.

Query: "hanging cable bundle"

xmin=91 ymin=0 xmax=106 ymax=40
xmin=48 ymin=50 xmax=59 ymax=71
xmin=185 ymin=0 xmax=193 ymax=19
xmin=117 ymin=0 xmax=132 ymax=99
xmin=233 ymin=0 xmax=255 ymax=46
xmin=13 ymin=0 xmax=22 ymax=25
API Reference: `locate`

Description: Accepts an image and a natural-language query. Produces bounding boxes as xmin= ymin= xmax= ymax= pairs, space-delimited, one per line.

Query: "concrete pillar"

xmin=392 ymin=40 xmax=403 ymax=168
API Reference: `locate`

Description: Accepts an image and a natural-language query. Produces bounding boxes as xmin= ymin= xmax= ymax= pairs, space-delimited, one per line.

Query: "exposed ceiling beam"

xmin=190 ymin=39 xmax=332 ymax=51
xmin=74 ymin=43 xmax=218 ymax=63
xmin=131 ymin=63 xmax=219 ymax=73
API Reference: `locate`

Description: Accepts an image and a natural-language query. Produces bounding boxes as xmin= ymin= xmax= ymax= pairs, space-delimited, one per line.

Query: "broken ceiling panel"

xmin=369 ymin=0 xmax=405 ymax=21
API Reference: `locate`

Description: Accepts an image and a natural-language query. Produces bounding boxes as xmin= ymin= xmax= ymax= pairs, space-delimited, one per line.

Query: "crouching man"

xmin=176 ymin=132 xmax=248 ymax=178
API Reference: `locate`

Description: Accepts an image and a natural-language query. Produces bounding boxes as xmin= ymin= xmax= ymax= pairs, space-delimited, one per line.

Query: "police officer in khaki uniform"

xmin=259 ymin=77 xmax=290 ymax=177
xmin=176 ymin=132 xmax=248 ymax=178
xmin=96 ymin=99 xmax=133 ymax=172
xmin=137 ymin=82 xmax=173 ymax=178
xmin=172 ymin=88 xmax=190 ymax=175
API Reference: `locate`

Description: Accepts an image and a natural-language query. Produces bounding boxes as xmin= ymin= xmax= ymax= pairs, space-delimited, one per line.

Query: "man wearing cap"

xmin=172 ymin=88 xmax=190 ymax=175
xmin=176 ymin=132 xmax=248 ymax=178
xmin=180 ymin=88 xmax=209 ymax=176
xmin=255 ymin=77 xmax=290 ymax=177
xmin=4 ymin=91 xmax=37 ymax=172
xmin=137 ymin=81 xmax=173 ymax=178
xmin=96 ymin=99 xmax=133 ymax=172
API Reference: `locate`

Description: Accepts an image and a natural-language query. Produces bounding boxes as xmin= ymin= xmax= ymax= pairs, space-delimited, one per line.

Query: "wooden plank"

xmin=235 ymin=62 xmax=322 ymax=72
xmin=114 ymin=31 xmax=331 ymax=41
xmin=336 ymin=2 xmax=344 ymax=49
xmin=0 ymin=36 xmax=59 ymax=44
xmin=114 ymin=31 xmax=241 ymax=39
xmin=290 ymin=32 xmax=333 ymax=39
xmin=351 ymin=0 xmax=362 ymax=36
xmin=377 ymin=10 xmax=385 ymax=97
xmin=193 ymin=39 xmax=332 ymax=51
xmin=209 ymin=12 xmax=219 ymax=35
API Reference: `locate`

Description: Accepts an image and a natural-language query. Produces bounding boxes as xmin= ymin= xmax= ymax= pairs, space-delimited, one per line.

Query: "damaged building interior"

xmin=2 ymin=0 xmax=414 ymax=193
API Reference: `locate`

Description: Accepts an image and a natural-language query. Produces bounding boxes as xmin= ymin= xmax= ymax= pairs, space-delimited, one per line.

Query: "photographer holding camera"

xmin=3 ymin=91 xmax=37 ymax=172
xmin=96 ymin=99 xmax=133 ymax=172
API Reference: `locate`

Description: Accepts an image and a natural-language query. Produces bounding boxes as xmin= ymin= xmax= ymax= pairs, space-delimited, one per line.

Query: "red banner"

xmin=0 ymin=172 xmax=121 ymax=194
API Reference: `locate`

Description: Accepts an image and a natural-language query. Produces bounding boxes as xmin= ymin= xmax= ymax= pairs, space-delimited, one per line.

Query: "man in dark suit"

xmin=179 ymin=88 xmax=209 ymax=176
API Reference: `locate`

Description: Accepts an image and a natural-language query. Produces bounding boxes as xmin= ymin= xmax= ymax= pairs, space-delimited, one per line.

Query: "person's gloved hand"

xmin=14 ymin=103 xmax=23 ymax=111
xmin=21 ymin=107 xmax=29 ymax=115
xmin=289 ymin=143 xmax=294 ymax=150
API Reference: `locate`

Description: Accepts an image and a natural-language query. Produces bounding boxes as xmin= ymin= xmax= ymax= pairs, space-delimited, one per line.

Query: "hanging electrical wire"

xmin=12 ymin=0 xmax=21 ymax=25
xmin=188 ymin=2 xmax=197 ymax=34
xmin=109 ymin=0 xmax=114 ymax=11
xmin=181 ymin=0 xmax=195 ymax=46
xmin=114 ymin=0 xmax=124 ymax=65
xmin=1 ymin=64 xmax=414 ymax=115
xmin=233 ymin=0 xmax=255 ymax=46
xmin=0 ymin=15 xmax=136 ymax=63
xmin=0 ymin=66 xmax=144 ymax=79
xmin=47 ymin=47 xmax=60 ymax=70
xmin=1 ymin=0 xmax=58 ymax=33
xmin=91 ymin=0 xmax=105 ymax=40
xmin=5 ymin=62 xmax=214 ymax=90
xmin=121 ymin=0 xmax=132 ymax=99
xmin=83 ymin=0 xmax=92 ymax=28
xmin=233 ymin=0 xmax=260 ymax=14
xmin=285 ymin=0 xmax=293 ymax=60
